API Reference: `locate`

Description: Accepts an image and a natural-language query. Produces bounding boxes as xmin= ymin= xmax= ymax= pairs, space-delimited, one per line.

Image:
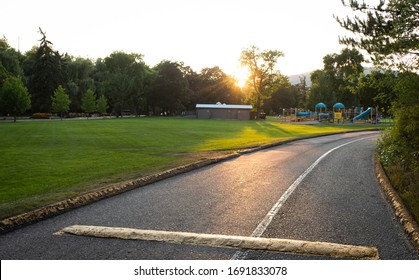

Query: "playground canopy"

xmin=333 ymin=103 xmax=345 ymax=109
xmin=315 ymin=103 xmax=326 ymax=109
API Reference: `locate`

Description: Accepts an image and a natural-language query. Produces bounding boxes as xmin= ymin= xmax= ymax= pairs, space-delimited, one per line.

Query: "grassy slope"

xmin=0 ymin=117 xmax=378 ymax=219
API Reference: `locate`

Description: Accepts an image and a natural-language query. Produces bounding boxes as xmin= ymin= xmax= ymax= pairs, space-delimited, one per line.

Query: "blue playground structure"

xmin=352 ymin=107 xmax=372 ymax=121
xmin=296 ymin=112 xmax=311 ymax=117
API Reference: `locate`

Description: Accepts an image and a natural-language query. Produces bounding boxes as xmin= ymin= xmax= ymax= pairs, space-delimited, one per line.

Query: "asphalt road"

xmin=0 ymin=131 xmax=417 ymax=260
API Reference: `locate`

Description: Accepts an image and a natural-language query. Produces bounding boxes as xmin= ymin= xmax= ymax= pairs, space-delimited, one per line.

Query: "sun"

xmin=231 ymin=66 xmax=250 ymax=88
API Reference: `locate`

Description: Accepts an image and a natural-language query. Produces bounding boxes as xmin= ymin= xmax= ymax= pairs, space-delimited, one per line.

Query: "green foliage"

xmin=337 ymin=0 xmax=419 ymax=71
xmin=339 ymin=1 xmax=419 ymax=223
xmin=377 ymin=103 xmax=419 ymax=222
xmin=148 ymin=60 xmax=189 ymax=115
xmin=376 ymin=72 xmax=419 ymax=223
xmin=96 ymin=95 xmax=108 ymax=115
xmin=0 ymin=75 xmax=31 ymax=121
xmin=66 ymin=57 xmax=95 ymax=112
xmin=357 ymin=70 xmax=397 ymax=115
xmin=0 ymin=37 xmax=24 ymax=78
xmin=81 ymin=89 xmax=97 ymax=115
xmin=307 ymin=48 xmax=365 ymax=108
xmin=27 ymin=28 xmax=68 ymax=112
xmin=240 ymin=46 xmax=286 ymax=113
xmin=51 ymin=85 xmax=71 ymax=119
xmin=100 ymin=52 xmax=147 ymax=116
xmin=192 ymin=66 xmax=242 ymax=105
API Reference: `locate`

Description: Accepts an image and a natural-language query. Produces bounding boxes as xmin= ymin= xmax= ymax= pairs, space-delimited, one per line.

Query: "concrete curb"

xmin=375 ymin=158 xmax=419 ymax=251
xmin=57 ymin=225 xmax=380 ymax=260
xmin=0 ymin=129 xmax=379 ymax=234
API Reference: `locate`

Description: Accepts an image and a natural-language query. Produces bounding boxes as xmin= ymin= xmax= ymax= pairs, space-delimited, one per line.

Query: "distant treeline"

xmin=0 ymin=32 xmax=299 ymax=117
xmin=0 ymin=31 xmax=406 ymax=117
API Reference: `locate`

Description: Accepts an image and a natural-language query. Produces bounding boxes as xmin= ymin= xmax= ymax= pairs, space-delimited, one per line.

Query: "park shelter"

xmin=196 ymin=103 xmax=253 ymax=120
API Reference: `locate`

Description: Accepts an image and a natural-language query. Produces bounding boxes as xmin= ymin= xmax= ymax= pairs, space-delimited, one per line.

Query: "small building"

xmin=196 ymin=103 xmax=253 ymax=120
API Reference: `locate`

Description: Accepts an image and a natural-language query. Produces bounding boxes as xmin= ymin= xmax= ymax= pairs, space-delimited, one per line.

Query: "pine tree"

xmin=336 ymin=0 xmax=418 ymax=71
xmin=28 ymin=28 xmax=67 ymax=112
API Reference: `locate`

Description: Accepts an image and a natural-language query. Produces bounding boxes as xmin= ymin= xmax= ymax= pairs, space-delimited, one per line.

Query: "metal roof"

xmin=196 ymin=104 xmax=253 ymax=110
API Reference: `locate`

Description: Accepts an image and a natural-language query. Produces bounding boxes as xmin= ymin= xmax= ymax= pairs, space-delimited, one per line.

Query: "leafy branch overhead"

xmin=335 ymin=0 xmax=419 ymax=70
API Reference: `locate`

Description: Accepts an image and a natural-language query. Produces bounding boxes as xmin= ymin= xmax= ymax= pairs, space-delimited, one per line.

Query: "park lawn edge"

xmin=0 ymin=129 xmax=379 ymax=233
xmin=375 ymin=158 xmax=419 ymax=251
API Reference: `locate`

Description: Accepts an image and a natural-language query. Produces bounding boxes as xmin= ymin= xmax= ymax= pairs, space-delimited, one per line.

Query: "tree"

xmin=240 ymin=46 xmax=286 ymax=115
xmin=336 ymin=0 xmax=419 ymax=71
xmin=306 ymin=48 xmax=364 ymax=109
xmin=96 ymin=95 xmax=108 ymax=115
xmin=323 ymin=48 xmax=364 ymax=106
xmin=296 ymin=76 xmax=309 ymax=108
xmin=0 ymin=76 xmax=31 ymax=122
xmin=307 ymin=69 xmax=336 ymax=109
xmin=100 ymin=52 xmax=146 ymax=116
xmin=66 ymin=57 xmax=95 ymax=112
xmin=194 ymin=66 xmax=244 ymax=105
xmin=81 ymin=89 xmax=97 ymax=118
xmin=357 ymin=70 xmax=397 ymax=114
xmin=148 ymin=60 xmax=189 ymax=115
xmin=0 ymin=37 xmax=24 ymax=79
xmin=51 ymin=85 xmax=71 ymax=119
xmin=338 ymin=1 xmax=419 ymax=218
xmin=27 ymin=28 xmax=68 ymax=112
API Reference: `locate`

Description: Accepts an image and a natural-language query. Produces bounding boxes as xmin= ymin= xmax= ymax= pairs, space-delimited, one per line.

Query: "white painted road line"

xmin=57 ymin=225 xmax=380 ymax=259
xmin=232 ymin=136 xmax=377 ymax=260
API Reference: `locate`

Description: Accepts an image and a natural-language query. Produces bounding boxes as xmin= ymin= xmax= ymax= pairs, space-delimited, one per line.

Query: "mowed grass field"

xmin=0 ymin=117 xmax=378 ymax=219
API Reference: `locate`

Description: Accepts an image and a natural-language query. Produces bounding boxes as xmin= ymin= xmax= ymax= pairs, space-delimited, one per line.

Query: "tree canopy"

xmin=51 ymin=85 xmax=71 ymax=119
xmin=336 ymin=0 xmax=419 ymax=71
xmin=240 ymin=46 xmax=286 ymax=114
xmin=0 ymin=76 xmax=31 ymax=122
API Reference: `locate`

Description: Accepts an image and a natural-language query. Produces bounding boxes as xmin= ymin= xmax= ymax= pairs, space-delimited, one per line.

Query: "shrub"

xmin=32 ymin=112 xmax=52 ymax=119
xmin=377 ymin=104 xmax=419 ymax=223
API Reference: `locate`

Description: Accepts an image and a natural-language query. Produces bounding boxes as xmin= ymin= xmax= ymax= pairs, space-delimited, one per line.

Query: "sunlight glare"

xmin=232 ymin=66 xmax=250 ymax=88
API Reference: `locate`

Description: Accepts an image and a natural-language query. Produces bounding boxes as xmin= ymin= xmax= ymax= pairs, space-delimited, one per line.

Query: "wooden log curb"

xmin=57 ymin=225 xmax=380 ymax=260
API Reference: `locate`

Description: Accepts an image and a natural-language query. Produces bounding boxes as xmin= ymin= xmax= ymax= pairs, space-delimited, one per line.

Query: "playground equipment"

xmin=350 ymin=107 xmax=379 ymax=124
xmin=315 ymin=103 xmax=329 ymax=121
xmin=333 ymin=103 xmax=345 ymax=123
xmin=296 ymin=112 xmax=311 ymax=117
xmin=353 ymin=107 xmax=372 ymax=121
xmin=281 ymin=108 xmax=314 ymax=123
xmin=280 ymin=104 xmax=380 ymax=124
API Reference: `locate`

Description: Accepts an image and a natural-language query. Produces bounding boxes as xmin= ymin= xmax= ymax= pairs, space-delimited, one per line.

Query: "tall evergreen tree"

xmin=28 ymin=28 xmax=67 ymax=112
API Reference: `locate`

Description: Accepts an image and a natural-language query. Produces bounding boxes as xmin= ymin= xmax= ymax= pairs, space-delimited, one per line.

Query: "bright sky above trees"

xmin=2 ymin=0 xmax=356 ymax=77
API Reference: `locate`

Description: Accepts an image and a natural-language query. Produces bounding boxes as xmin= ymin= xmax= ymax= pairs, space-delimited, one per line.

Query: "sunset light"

xmin=232 ymin=66 xmax=250 ymax=88
xmin=1 ymin=0 xmax=352 ymax=76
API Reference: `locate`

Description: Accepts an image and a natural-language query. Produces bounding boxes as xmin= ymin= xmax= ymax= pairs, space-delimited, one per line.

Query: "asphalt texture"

xmin=0 ymin=131 xmax=417 ymax=259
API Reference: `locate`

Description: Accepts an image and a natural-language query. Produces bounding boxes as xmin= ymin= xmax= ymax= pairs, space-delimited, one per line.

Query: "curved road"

xmin=0 ymin=131 xmax=417 ymax=259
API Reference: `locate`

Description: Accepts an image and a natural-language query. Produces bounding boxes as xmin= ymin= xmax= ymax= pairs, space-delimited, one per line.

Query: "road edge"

xmin=0 ymin=129 xmax=378 ymax=234
xmin=375 ymin=157 xmax=419 ymax=251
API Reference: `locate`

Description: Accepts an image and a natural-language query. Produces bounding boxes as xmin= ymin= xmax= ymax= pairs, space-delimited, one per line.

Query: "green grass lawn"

xmin=0 ymin=117 xmax=379 ymax=219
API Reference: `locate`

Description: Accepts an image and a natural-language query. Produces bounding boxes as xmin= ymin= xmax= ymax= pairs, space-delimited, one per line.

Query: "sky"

xmin=2 ymin=0 xmax=357 ymax=80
